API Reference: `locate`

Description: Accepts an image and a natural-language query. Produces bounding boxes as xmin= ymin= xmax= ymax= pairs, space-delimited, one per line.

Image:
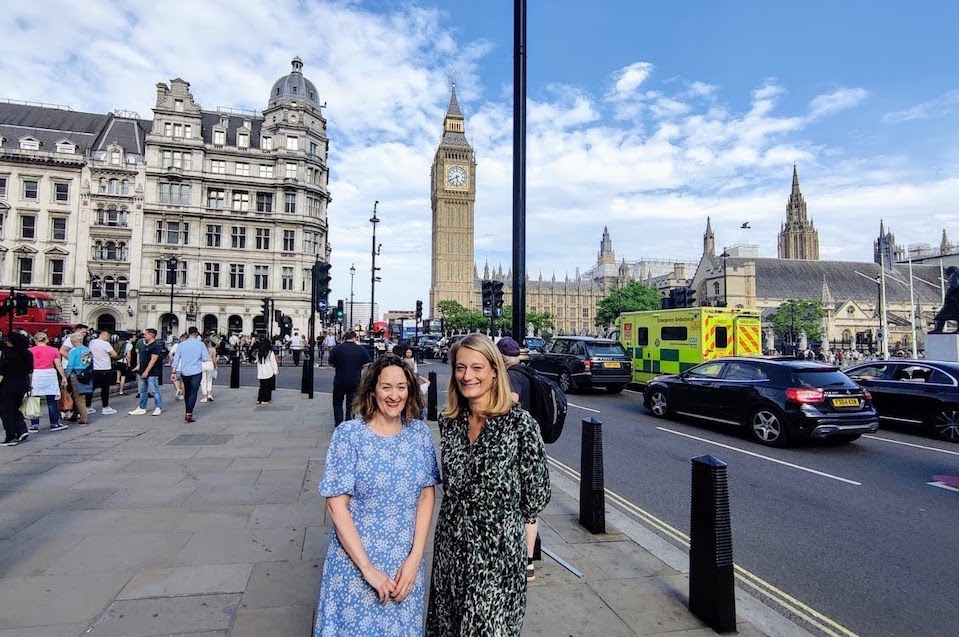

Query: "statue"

xmin=930 ymin=266 xmax=959 ymax=333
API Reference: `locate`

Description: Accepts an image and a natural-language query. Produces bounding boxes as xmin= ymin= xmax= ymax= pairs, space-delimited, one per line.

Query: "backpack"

xmin=511 ymin=364 xmax=568 ymax=444
xmin=75 ymin=350 xmax=94 ymax=383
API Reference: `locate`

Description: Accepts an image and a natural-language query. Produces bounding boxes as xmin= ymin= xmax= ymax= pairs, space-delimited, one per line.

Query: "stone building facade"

xmin=777 ymin=165 xmax=820 ymax=260
xmin=0 ymin=58 xmax=330 ymax=337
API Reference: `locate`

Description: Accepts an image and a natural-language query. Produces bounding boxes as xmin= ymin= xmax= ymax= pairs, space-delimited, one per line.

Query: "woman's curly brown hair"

xmin=352 ymin=355 xmax=426 ymax=422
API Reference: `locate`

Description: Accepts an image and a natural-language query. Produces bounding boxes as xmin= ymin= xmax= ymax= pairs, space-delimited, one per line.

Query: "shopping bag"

xmin=58 ymin=391 xmax=74 ymax=412
xmin=21 ymin=394 xmax=42 ymax=420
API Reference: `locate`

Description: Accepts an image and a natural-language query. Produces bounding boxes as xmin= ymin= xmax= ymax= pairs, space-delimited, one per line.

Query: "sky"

xmin=2 ymin=0 xmax=958 ymax=315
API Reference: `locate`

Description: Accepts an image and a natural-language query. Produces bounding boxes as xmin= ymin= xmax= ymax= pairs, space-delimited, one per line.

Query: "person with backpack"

xmin=497 ymin=337 xmax=544 ymax=582
xmin=63 ymin=333 xmax=93 ymax=425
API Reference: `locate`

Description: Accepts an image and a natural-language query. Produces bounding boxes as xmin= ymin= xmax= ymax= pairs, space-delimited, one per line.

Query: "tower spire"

xmin=703 ymin=216 xmax=715 ymax=257
xmin=597 ymin=226 xmax=616 ymax=265
xmin=778 ymin=164 xmax=819 ymax=259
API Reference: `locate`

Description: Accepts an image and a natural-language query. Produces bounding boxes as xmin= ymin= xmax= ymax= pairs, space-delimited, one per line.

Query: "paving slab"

xmin=174 ymin=527 xmax=306 ymax=565
xmin=522 ymin=582 xmax=634 ymax=637
xmin=591 ymin=575 xmax=707 ymax=635
xmin=228 ymin=604 xmax=314 ymax=637
xmin=84 ymin=593 xmax=241 ymax=637
xmin=0 ymin=624 xmax=89 ymax=637
xmin=239 ymin=560 xmax=322 ymax=609
xmin=0 ymin=572 xmax=131 ymax=628
xmin=45 ymin=532 xmax=193 ymax=575
xmin=118 ymin=564 xmax=254 ymax=600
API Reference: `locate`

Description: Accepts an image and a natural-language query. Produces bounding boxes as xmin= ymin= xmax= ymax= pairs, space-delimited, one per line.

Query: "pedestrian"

xmin=314 ymin=355 xmax=440 ymax=636
xmin=169 ymin=333 xmax=187 ymax=400
xmin=200 ymin=337 xmax=218 ymax=402
xmin=0 ymin=332 xmax=34 ymax=446
xmin=129 ymin=329 xmax=163 ymax=416
xmin=322 ymin=331 xmax=337 ymax=366
xmin=329 ymin=330 xmax=372 ymax=425
xmin=63 ymin=333 xmax=93 ymax=426
xmin=426 ymin=334 xmax=550 ymax=636
xmin=27 ymin=332 xmax=69 ymax=433
xmin=496 ymin=336 xmax=540 ymax=582
xmin=89 ymin=330 xmax=119 ymax=415
xmin=58 ymin=323 xmax=88 ymax=359
xmin=290 ymin=329 xmax=304 ymax=366
xmin=115 ymin=334 xmax=134 ymax=395
xmin=255 ymin=338 xmax=279 ymax=405
xmin=171 ymin=327 xmax=210 ymax=423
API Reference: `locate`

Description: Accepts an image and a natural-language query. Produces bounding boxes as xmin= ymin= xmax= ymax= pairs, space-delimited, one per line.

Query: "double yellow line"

xmin=547 ymin=456 xmax=859 ymax=637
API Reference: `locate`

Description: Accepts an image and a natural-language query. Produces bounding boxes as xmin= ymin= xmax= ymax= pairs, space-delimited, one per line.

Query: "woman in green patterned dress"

xmin=426 ymin=334 xmax=550 ymax=636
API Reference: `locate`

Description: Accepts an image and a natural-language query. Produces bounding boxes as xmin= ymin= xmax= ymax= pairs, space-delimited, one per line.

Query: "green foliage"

xmin=770 ymin=299 xmax=827 ymax=343
xmin=595 ymin=281 xmax=663 ymax=328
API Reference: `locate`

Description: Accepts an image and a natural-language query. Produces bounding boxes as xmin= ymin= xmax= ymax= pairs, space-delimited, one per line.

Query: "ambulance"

xmin=616 ymin=307 xmax=762 ymax=384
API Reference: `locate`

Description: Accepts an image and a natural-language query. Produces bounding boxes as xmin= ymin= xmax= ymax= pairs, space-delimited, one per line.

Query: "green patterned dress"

xmin=426 ymin=404 xmax=550 ymax=637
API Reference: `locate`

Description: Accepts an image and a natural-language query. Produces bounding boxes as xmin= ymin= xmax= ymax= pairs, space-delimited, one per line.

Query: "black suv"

xmin=643 ymin=357 xmax=878 ymax=447
xmin=528 ymin=336 xmax=632 ymax=393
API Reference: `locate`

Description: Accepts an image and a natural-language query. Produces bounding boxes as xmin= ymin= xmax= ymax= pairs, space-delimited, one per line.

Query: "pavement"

xmin=0 ymin=385 xmax=812 ymax=637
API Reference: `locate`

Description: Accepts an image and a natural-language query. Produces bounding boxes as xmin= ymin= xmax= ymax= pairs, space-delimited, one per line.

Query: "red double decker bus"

xmin=0 ymin=289 xmax=75 ymax=338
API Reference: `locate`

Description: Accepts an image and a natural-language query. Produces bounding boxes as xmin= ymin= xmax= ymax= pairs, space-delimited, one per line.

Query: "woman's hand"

xmin=360 ymin=564 xmax=397 ymax=604
xmin=391 ymin=554 xmax=421 ymax=602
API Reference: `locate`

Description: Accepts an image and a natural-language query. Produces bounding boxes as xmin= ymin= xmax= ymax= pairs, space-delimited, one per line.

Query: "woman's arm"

xmin=517 ymin=411 xmax=551 ymax=523
xmin=392 ymin=485 xmax=435 ymax=601
xmin=54 ymin=356 xmax=67 ymax=386
xmin=325 ymin=494 xmax=396 ymax=603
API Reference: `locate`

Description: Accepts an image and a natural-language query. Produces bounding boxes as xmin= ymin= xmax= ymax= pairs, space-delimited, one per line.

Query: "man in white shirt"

xmin=320 ymin=332 xmax=337 ymax=367
xmin=88 ymin=330 xmax=118 ymax=415
xmin=289 ymin=330 xmax=304 ymax=366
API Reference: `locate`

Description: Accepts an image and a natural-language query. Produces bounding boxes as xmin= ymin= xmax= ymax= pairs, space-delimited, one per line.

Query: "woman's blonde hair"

xmin=443 ymin=334 xmax=513 ymax=419
xmin=32 ymin=332 xmax=49 ymax=344
xmin=352 ymin=355 xmax=425 ymax=422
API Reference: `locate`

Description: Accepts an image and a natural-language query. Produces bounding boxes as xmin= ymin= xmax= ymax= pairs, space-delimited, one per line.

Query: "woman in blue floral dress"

xmin=315 ymin=355 xmax=441 ymax=637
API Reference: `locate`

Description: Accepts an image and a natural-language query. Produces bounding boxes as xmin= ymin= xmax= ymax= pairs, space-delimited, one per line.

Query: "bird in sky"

xmin=741 ymin=222 xmax=751 ymax=229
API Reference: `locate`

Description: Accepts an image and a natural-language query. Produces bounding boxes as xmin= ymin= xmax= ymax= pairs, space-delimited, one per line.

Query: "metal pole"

xmin=510 ymin=0 xmax=527 ymax=342
xmin=879 ymin=255 xmax=889 ymax=359
xmin=909 ymin=257 xmax=918 ymax=358
xmin=349 ymin=264 xmax=355 ymax=332
xmin=369 ymin=201 xmax=379 ymax=342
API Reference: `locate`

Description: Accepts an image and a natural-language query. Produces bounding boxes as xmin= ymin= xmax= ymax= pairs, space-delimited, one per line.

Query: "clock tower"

xmin=430 ymin=80 xmax=477 ymax=317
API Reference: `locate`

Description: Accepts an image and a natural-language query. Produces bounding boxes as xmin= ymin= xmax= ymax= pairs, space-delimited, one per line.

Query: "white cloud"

xmin=807 ymin=87 xmax=869 ymax=121
xmin=882 ymin=90 xmax=959 ymax=124
xmin=0 ymin=1 xmax=953 ymax=314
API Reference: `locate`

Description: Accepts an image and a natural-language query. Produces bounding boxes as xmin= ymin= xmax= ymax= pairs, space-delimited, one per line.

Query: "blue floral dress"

xmin=315 ymin=418 xmax=441 ymax=637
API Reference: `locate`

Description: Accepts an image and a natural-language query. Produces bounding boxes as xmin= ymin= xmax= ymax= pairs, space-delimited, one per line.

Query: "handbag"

xmin=21 ymin=394 xmax=42 ymax=420
xmin=58 ymin=390 xmax=74 ymax=412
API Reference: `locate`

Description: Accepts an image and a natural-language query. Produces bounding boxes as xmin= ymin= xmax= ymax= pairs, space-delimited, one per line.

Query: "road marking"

xmin=546 ymin=456 xmax=860 ymax=637
xmin=863 ymin=434 xmax=959 ymax=456
xmin=567 ymin=401 xmax=601 ymax=413
xmin=656 ymin=427 xmax=862 ymax=486
xmin=927 ymin=481 xmax=959 ymax=493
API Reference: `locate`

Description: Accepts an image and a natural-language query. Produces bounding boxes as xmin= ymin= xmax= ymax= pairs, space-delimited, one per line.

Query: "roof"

xmin=0 ymin=101 xmax=108 ymax=154
xmin=93 ymin=116 xmax=150 ymax=156
xmin=727 ymin=257 xmax=943 ymax=305
xmin=268 ymin=57 xmax=321 ymax=110
xmin=200 ymin=112 xmax=264 ymax=147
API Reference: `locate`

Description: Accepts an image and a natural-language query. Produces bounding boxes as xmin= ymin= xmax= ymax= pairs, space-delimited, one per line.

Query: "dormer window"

xmin=55 ymin=141 xmax=76 ymax=154
xmin=19 ymin=138 xmax=40 ymax=151
xmin=262 ymin=136 xmax=273 ymax=151
xmin=238 ymin=133 xmax=249 ymax=149
xmin=290 ymin=114 xmax=298 ymax=124
xmin=110 ymin=150 xmax=121 ymax=165
xmin=174 ymin=98 xmax=184 ymax=112
xmin=213 ymin=130 xmax=225 ymax=145
xmin=292 ymin=85 xmax=298 ymax=94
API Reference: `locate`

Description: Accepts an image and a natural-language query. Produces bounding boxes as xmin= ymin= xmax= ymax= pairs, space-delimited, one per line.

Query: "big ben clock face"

xmin=446 ymin=165 xmax=468 ymax=188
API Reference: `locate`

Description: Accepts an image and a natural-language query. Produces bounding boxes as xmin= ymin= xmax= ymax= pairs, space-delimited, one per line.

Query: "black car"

xmin=439 ymin=334 xmax=469 ymax=363
xmin=643 ymin=357 xmax=879 ymax=447
xmin=528 ymin=336 xmax=632 ymax=393
xmin=414 ymin=336 xmax=441 ymax=359
xmin=844 ymin=359 xmax=959 ymax=442
xmin=524 ymin=336 xmax=546 ymax=353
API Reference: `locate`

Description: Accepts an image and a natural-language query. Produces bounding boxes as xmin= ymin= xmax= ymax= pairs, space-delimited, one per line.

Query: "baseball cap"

xmin=496 ymin=337 xmax=520 ymax=356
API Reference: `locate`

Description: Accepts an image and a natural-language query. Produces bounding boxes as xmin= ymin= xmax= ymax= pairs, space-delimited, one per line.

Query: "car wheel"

xmin=606 ymin=383 xmax=626 ymax=394
xmin=558 ymin=370 xmax=573 ymax=393
xmin=934 ymin=409 xmax=959 ymax=442
xmin=647 ymin=389 xmax=669 ymax=418
xmin=749 ymin=407 xmax=790 ymax=447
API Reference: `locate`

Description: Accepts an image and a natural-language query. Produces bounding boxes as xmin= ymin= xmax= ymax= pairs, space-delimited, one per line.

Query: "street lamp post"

xmin=720 ymin=251 xmax=730 ymax=307
xmin=167 ymin=255 xmax=178 ymax=338
xmin=349 ymin=263 xmax=356 ymax=332
xmin=369 ymin=201 xmax=381 ymax=342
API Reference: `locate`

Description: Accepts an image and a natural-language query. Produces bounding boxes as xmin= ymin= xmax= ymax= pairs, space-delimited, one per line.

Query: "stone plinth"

xmin=925 ymin=332 xmax=959 ymax=362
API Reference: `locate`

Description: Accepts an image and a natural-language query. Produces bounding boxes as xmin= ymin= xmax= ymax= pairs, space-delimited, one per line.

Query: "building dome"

xmin=268 ymin=57 xmax=321 ymax=109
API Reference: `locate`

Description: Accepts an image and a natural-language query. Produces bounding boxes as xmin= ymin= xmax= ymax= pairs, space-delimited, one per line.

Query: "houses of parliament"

xmin=428 ymin=84 xmax=953 ymax=350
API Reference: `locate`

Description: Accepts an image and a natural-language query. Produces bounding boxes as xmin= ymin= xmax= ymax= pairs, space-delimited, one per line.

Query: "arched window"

xmin=105 ymin=241 xmax=118 ymax=261
xmin=117 ymin=276 xmax=128 ymax=300
xmin=104 ymin=276 xmax=116 ymax=299
xmin=91 ymin=277 xmax=103 ymax=299
xmin=118 ymin=242 xmax=128 ymax=261
xmin=92 ymin=241 xmax=103 ymax=260
xmin=713 ymin=281 xmax=721 ymax=295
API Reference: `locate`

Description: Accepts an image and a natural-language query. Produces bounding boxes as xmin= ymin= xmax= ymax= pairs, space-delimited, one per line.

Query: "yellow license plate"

xmin=603 ymin=362 xmax=622 ymax=369
xmin=832 ymin=398 xmax=859 ymax=407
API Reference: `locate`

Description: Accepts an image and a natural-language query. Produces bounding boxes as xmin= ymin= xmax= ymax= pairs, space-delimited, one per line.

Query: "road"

xmin=233 ymin=355 xmax=959 ymax=636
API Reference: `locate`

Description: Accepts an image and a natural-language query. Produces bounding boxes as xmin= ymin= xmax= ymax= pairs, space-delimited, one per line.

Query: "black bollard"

xmin=427 ymin=371 xmax=438 ymax=421
xmin=579 ymin=417 xmax=605 ymax=534
xmin=300 ymin=350 xmax=311 ymax=394
xmin=229 ymin=353 xmax=240 ymax=389
xmin=688 ymin=454 xmax=736 ymax=633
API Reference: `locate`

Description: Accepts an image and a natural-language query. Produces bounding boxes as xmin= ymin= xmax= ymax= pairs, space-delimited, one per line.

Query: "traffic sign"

xmin=317 ymin=300 xmax=328 ymax=311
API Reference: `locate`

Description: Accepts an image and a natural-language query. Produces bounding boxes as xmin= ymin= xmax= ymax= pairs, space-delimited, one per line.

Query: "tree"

xmin=527 ymin=310 xmax=555 ymax=337
xmin=595 ymin=281 xmax=662 ymax=329
xmin=770 ymin=299 xmax=827 ymax=352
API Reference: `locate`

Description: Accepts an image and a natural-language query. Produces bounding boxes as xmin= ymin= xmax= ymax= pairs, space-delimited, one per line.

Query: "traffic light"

xmin=273 ymin=309 xmax=282 ymax=324
xmin=481 ymin=280 xmax=493 ymax=316
xmin=336 ymin=300 xmax=344 ymax=320
xmin=260 ymin=298 xmax=270 ymax=320
xmin=280 ymin=315 xmax=293 ymax=336
xmin=313 ymin=262 xmax=332 ymax=305
xmin=685 ymin=288 xmax=697 ymax=308
xmin=491 ymin=281 xmax=504 ymax=317
xmin=415 ymin=300 xmax=423 ymax=320
xmin=675 ymin=287 xmax=688 ymax=308
xmin=14 ymin=293 xmax=29 ymax=316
